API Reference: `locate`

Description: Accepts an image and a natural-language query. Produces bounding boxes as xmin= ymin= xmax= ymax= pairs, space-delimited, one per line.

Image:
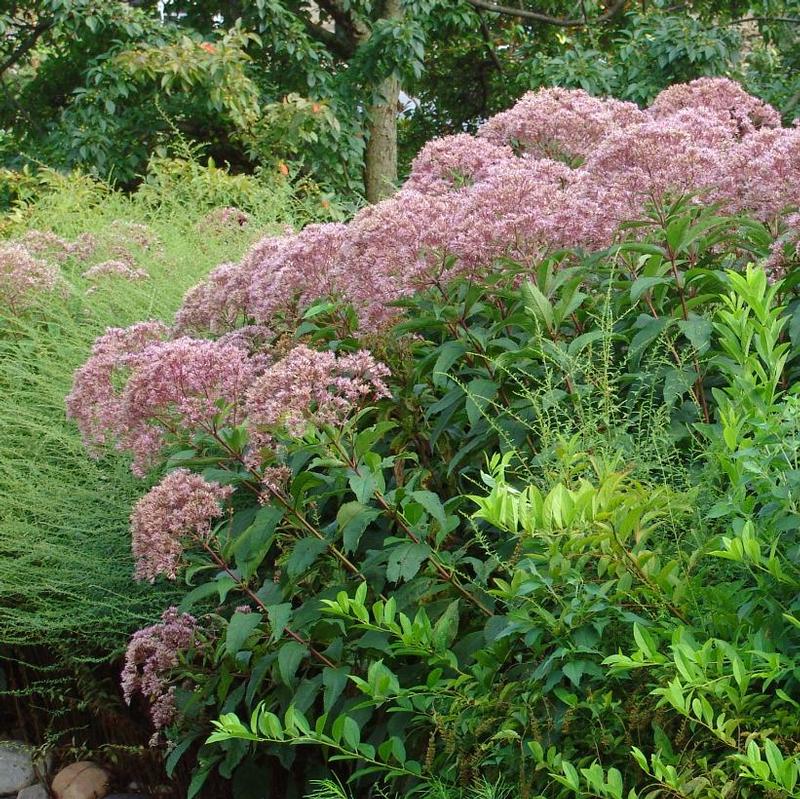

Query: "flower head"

xmin=245 ymin=345 xmax=391 ymax=458
xmin=66 ymin=321 xmax=169 ymax=452
xmin=478 ymin=87 xmax=644 ymax=162
xmin=0 ymin=243 xmax=61 ymax=313
xmin=83 ymin=260 xmax=149 ymax=281
xmin=121 ymin=607 xmax=197 ymax=738
xmin=67 ymin=329 xmax=258 ymax=475
xmin=405 ymin=133 xmax=515 ymax=195
xmin=131 ymin=469 xmax=233 ymax=582
xmin=649 ymin=77 xmax=781 ymax=135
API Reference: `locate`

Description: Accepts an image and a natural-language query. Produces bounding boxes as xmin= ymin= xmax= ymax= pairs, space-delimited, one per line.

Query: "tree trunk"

xmin=362 ymin=0 xmax=402 ymax=203
xmin=364 ymin=73 xmax=400 ymax=203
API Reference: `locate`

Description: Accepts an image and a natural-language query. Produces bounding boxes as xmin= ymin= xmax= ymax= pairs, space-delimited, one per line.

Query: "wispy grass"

xmin=0 ymin=165 xmax=308 ymax=657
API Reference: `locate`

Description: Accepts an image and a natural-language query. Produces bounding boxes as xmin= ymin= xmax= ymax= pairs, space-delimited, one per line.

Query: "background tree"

xmin=2 ymin=0 xmax=798 ymax=199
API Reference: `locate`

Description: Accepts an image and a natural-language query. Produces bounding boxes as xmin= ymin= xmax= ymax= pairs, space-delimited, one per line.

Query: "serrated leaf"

xmin=663 ymin=367 xmax=696 ymax=407
xmin=337 ymin=501 xmax=380 ymax=553
xmin=386 ymin=541 xmax=430 ymax=583
xmin=266 ymin=602 xmax=292 ymax=643
xmin=410 ymin=490 xmax=448 ymax=530
xmin=630 ymin=276 xmax=670 ymax=303
xmin=678 ymin=317 xmax=713 ymax=353
xmin=322 ymin=666 xmax=349 ymax=712
xmin=233 ymin=505 xmax=282 ymax=578
xmin=278 ymin=640 xmax=307 ymax=686
xmin=286 ymin=537 xmax=328 ymax=577
xmin=225 ymin=612 xmax=263 ymax=656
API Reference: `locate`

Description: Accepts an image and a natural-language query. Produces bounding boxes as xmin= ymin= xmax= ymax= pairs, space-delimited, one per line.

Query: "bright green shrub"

xmin=209 ymin=265 xmax=800 ymax=799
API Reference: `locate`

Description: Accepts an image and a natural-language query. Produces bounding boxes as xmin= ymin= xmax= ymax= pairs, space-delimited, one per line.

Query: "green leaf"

xmin=246 ymin=655 xmax=273 ymax=706
xmin=630 ymin=276 xmax=670 ymax=303
xmin=216 ymin=574 xmax=238 ymax=603
xmin=568 ymin=329 xmax=605 ymax=355
xmin=342 ymin=716 xmax=360 ymax=749
xmin=465 ymin=378 xmax=499 ymax=426
xmin=286 ymin=537 xmax=328 ymax=577
xmin=337 ymin=501 xmax=380 ymax=553
xmin=225 ymin=612 xmax=263 ymax=656
xmin=386 ymin=542 xmax=430 ymax=583
xmin=348 ymin=466 xmax=380 ymax=503
xmin=678 ymin=317 xmax=713 ymax=353
xmin=432 ymin=340 xmax=467 ymax=388
xmin=410 ymin=490 xmax=448 ymax=530
xmin=630 ymin=316 xmax=671 ymax=360
xmin=432 ymin=600 xmax=460 ymax=650
xmin=522 ymin=280 xmax=555 ymax=329
xmin=562 ymin=761 xmax=580 ymax=791
xmin=663 ymin=367 xmax=696 ymax=407
xmin=165 ymin=733 xmax=199 ymax=777
xmin=354 ymin=421 xmax=397 ymax=458
xmin=179 ymin=580 xmax=221 ymax=611
xmin=233 ymin=505 xmax=282 ymax=579
xmin=562 ymin=660 xmax=585 ymax=688
xmin=322 ymin=666 xmax=350 ymax=712
xmin=187 ymin=760 xmax=217 ymax=799
xmin=266 ymin=603 xmax=292 ymax=643
xmin=278 ymin=641 xmax=308 ymax=686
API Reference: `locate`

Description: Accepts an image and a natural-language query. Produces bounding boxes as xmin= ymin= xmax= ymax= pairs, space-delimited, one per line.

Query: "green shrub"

xmin=67 ymin=195 xmax=800 ymax=797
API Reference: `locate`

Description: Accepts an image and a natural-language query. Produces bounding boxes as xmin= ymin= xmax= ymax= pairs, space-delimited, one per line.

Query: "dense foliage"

xmin=2 ymin=1 xmax=799 ymax=196
xmin=34 ymin=79 xmax=800 ymax=799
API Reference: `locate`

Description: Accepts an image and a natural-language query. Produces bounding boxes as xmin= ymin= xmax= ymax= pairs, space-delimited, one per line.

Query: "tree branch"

xmin=0 ymin=19 xmax=54 ymax=77
xmin=303 ymin=16 xmax=356 ymax=58
xmin=718 ymin=15 xmax=800 ymax=25
xmin=478 ymin=9 xmax=504 ymax=74
xmin=464 ymin=0 xmax=627 ymax=27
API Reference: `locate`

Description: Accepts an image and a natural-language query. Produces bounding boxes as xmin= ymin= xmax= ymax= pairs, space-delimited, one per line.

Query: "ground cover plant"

xmin=0 ymin=152 xmax=336 ymax=781
xmin=23 ymin=77 xmax=800 ymax=797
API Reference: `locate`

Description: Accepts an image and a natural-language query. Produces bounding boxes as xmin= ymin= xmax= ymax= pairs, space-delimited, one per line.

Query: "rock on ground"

xmin=0 ymin=740 xmax=35 ymax=795
xmin=17 ymin=783 xmax=48 ymax=799
xmin=51 ymin=761 xmax=109 ymax=799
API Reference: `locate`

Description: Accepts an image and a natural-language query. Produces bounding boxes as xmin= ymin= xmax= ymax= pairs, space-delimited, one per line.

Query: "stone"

xmin=0 ymin=740 xmax=34 ymax=795
xmin=17 ymin=783 xmax=48 ymax=799
xmin=51 ymin=762 xmax=109 ymax=799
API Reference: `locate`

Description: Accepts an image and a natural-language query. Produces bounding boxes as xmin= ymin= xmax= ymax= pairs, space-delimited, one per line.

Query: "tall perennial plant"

xmin=66 ymin=78 xmax=800 ymax=797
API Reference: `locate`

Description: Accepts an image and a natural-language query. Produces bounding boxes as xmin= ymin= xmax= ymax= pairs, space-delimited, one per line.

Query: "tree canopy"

xmin=2 ymin=0 xmax=799 ymax=199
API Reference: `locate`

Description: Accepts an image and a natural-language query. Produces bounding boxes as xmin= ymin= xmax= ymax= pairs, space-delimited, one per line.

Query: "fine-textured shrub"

xmin=0 ymin=159 xmax=322 ymax=768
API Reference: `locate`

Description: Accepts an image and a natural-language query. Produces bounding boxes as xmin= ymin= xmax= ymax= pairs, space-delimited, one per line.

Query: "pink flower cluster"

xmin=121 ymin=607 xmax=197 ymax=737
xmin=648 ymin=77 xmax=781 ymax=135
xmin=106 ymin=220 xmax=159 ymax=252
xmin=477 ymin=86 xmax=645 ymax=162
xmin=199 ymin=206 xmax=251 ymax=235
xmin=83 ymin=259 xmax=149 ymax=281
xmin=246 ymin=344 xmax=391 ymax=454
xmin=21 ymin=229 xmax=97 ymax=263
xmin=73 ymin=79 xmax=800 ymax=480
xmin=175 ymin=224 xmax=348 ymax=335
xmin=67 ymin=327 xmax=258 ymax=474
xmin=175 ymin=79 xmax=798 ymax=334
xmin=404 ymin=133 xmax=515 ymax=194
xmin=0 ymin=242 xmax=62 ymax=313
xmin=131 ymin=469 xmax=233 ymax=582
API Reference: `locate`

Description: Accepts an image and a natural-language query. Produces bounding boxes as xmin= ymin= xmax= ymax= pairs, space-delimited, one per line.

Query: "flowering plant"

xmin=66 ymin=79 xmax=800 ymax=797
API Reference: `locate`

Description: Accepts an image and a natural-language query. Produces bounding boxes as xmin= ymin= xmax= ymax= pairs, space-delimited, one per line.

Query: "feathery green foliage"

xmin=0 ymin=161 xmax=317 ymax=657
